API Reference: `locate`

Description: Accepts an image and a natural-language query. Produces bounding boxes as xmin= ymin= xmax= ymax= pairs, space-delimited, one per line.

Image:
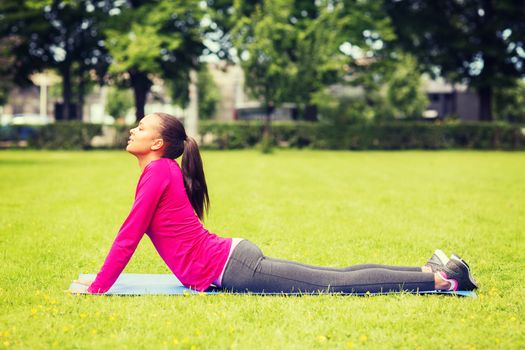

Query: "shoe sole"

xmin=451 ymin=255 xmax=479 ymax=289
xmin=434 ymin=249 xmax=450 ymax=265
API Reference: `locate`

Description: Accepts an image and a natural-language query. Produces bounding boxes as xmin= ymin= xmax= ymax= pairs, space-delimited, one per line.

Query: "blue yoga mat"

xmin=69 ymin=273 xmax=477 ymax=297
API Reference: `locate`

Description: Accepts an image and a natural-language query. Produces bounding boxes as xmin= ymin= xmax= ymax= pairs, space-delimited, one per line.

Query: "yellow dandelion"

xmin=80 ymin=313 xmax=87 ymax=318
xmin=346 ymin=341 xmax=353 ymax=349
xmin=2 ymin=331 xmax=9 ymax=338
xmin=31 ymin=308 xmax=37 ymax=315
xmin=166 ymin=320 xmax=172 ymax=326
xmin=316 ymin=335 xmax=327 ymax=343
xmin=62 ymin=326 xmax=70 ymax=333
xmin=469 ymin=346 xmax=476 ymax=350
xmin=190 ymin=346 xmax=197 ymax=350
xmin=95 ymin=311 xmax=101 ymax=316
xmin=3 ymin=341 xmax=9 ymax=347
xmin=91 ymin=329 xmax=97 ymax=335
xmin=229 ymin=327 xmax=235 ymax=334
xmin=195 ymin=330 xmax=202 ymax=336
xmin=173 ymin=337 xmax=179 ymax=345
xmin=359 ymin=335 xmax=368 ymax=343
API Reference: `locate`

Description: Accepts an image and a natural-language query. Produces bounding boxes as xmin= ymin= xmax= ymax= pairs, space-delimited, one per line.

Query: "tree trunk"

xmin=264 ymin=104 xmax=271 ymax=137
xmin=478 ymin=86 xmax=493 ymax=121
xmin=61 ymin=63 xmax=72 ymax=120
xmin=77 ymin=69 xmax=85 ymax=122
xmin=477 ymin=1 xmax=494 ymax=121
xmin=129 ymin=69 xmax=152 ymax=122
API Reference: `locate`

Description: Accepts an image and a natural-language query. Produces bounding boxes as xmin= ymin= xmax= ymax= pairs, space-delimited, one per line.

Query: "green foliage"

xmin=198 ymin=120 xmax=525 ymax=150
xmin=105 ymin=0 xmax=205 ymax=120
xmin=105 ymin=87 xmax=133 ymax=120
xmin=383 ymin=54 xmax=429 ymax=120
xmin=105 ymin=1 xmax=204 ymax=76
xmin=0 ymin=122 xmax=107 ymax=149
xmin=312 ymin=89 xmax=375 ymax=125
xmin=3 ymin=121 xmax=523 ymax=150
xmin=312 ymin=55 xmax=428 ymax=124
xmin=493 ymin=79 xmax=525 ymax=123
xmin=229 ymin=0 xmax=395 ymax=121
xmin=197 ymin=67 xmax=220 ymax=120
xmin=0 ymin=0 xmax=111 ymax=119
xmin=26 ymin=122 xmax=102 ymax=149
xmin=231 ymin=0 xmax=296 ymax=107
xmin=385 ymin=0 xmax=525 ymax=120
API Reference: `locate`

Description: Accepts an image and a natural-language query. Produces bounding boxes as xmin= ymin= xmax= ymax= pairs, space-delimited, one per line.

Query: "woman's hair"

xmin=153 ymin=112 xmax=209 ymax=221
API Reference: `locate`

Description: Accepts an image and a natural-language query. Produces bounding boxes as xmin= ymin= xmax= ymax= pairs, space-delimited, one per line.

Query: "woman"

xmin=74 ymin=112 xmax=478 ymax=295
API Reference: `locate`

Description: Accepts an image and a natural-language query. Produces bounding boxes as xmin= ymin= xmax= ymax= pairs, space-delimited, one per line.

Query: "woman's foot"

xmin=435 ymin=257 xmax=479 ymax=291
xmin=424 ymin=249 xmax=449 ymax=272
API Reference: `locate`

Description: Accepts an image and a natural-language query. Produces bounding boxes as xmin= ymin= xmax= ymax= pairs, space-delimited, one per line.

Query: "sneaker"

xmin=438 ymin=257 xmax=479 ymax=291
xmin=451 ymin=253 xmax=471 ymax=270
xmin=425 ymin=249 xmax=450 ymax=272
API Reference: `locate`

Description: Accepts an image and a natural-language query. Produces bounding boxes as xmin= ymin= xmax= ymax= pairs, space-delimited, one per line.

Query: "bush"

xmin=199 ymin=120 xmax=525 ymax=150
xmin=0 ymin=122 xmax=103 ymax=149
xmin=0 ymin=120 xmax=523 ymax=150
xmin=30 ymin=122 xmax=103 ymax=149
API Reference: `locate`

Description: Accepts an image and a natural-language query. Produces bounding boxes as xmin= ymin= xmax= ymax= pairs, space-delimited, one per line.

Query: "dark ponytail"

xmin=154 ymin=112 xmax=209 ymax=221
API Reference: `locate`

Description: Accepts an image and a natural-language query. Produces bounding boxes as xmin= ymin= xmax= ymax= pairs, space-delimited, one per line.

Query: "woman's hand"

xmin=65 ymin=279 xmax=93 ymax=294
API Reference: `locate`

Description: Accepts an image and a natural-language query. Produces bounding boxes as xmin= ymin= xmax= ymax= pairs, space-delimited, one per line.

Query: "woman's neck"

xmin=138 ymin=154 xmax=162 ymax=172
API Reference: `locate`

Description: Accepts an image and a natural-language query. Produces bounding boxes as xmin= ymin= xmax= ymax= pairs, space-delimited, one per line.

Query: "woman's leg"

xmin=221 ymin=240 xmax=435 ymax=294
xmin=267 ymin=257 xmax=422 ymax=272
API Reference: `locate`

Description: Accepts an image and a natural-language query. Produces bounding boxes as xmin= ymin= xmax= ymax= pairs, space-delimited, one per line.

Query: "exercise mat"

xmin=69 ymin=273 xmax=477 ymax=297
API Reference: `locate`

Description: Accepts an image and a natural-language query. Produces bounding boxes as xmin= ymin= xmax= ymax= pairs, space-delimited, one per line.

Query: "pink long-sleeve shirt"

xmin=87 ymin=158 xmax=232 ymax=294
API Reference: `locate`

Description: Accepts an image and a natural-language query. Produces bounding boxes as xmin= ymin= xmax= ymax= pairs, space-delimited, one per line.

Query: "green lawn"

xmin=0 ymin=149 xmax=524 ymax=349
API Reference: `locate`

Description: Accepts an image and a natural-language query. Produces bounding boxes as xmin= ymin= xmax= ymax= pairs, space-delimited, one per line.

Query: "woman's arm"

xmin=87 ymin=161 xmax=170 ymax=294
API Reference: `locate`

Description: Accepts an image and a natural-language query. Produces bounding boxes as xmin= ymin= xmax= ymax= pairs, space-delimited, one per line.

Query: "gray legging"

xmin=221 ymin=240 xmax=435 ymax=294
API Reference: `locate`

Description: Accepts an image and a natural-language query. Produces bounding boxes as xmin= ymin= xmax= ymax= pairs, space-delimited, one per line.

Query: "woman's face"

xmin=126 ymin=114 xmax=164 ymax=156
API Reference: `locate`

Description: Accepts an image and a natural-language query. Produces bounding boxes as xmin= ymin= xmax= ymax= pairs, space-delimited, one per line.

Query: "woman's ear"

xmin=151 ymin=138 xmax=164 ymax=151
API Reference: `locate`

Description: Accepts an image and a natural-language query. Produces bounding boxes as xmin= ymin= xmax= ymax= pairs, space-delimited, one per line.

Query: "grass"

xmin=0 ymin=149 xmax=524 ymax=349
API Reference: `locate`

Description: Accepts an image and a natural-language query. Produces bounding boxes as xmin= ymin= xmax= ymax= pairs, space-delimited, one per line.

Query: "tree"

xmin=384 ymin=0 xmax=525 ymax=121
xmin=290 ymin=0 xmax=396 ymax=120
xmin=0 ymin=36 xmax=20 ymax=105
xmin=0 ymin=0 xmax=111 ymax=120
xmin=213 ymin=0 xmax=396 ymax=123
xmin=105 ymin=0 xmax=206 ymax=122
xmin=231 ymin=0 xmax=297 ymax=151
xmin=197 ymin=66 xmax=220 ymax=120
xmin=384 ymin=54 xmax=428 ymax=120
xmin=493 ymin=79 xmax=525 ymax=123
xmin=105 ymin=86 xmax=133 ymax=120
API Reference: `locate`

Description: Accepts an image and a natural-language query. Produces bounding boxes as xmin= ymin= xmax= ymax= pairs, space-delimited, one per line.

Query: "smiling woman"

xmin=71 ymin=112 xmax=479 ymax=295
